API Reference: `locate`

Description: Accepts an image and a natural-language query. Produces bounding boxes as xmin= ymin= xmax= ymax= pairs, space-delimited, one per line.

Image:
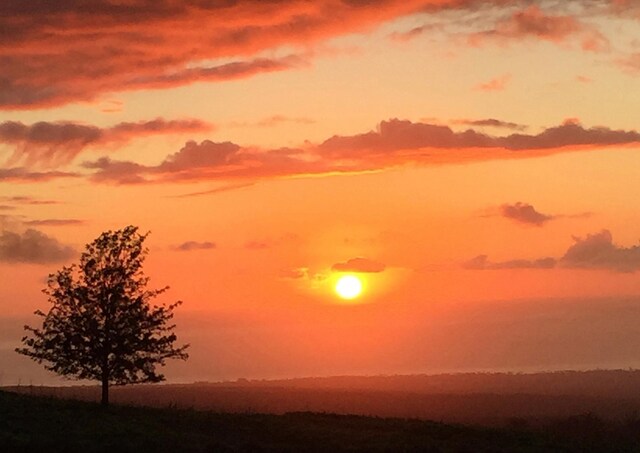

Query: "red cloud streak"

xmin=4 ymin=1 xmax=627 ymax=109
xmin=0 ymin=0 xmax=459 ymax=109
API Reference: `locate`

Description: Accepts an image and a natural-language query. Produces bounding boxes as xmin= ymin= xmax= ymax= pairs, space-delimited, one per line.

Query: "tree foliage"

xmin=16 ymin=226 xmax=188 ymax=404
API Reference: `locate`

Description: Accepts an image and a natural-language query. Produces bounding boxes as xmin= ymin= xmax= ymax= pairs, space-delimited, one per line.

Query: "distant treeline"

xmin=215 ymin=369 xmax=640 ymax=398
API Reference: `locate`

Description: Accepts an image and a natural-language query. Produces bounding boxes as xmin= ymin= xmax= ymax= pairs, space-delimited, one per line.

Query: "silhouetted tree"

xmin=16 ymin=226 xmax=189 ymax=406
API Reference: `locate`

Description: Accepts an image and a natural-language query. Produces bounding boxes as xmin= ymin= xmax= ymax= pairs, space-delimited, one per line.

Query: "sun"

xmin=335 ymin=275 xmax=363 ymax=300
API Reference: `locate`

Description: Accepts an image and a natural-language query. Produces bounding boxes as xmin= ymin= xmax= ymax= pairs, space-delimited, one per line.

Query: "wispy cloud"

xmin=1 ymin=1 xmax=625 ymax=110
xmin=452 ymin=118 xmax=527 ymax=131
xmin=0 ymin=196 xmax=61 ymax=205
xmin=0 ymin=118 xmax=212 ymax=167
xmin=169 ymin=183 xmax=256 ymax=199
xmin=463 ymin=254 xmax=556 ymax=270
xmin=474 ymin=74 xmax=511 ymax=92
xmin=0 ymin=167 xmax=79 ymax=183
xmin=228 ymin=115 xmax=316 ymax=129
xmin=468 ymin=5 xmax=610 ymax=53
xmin=0 ymin=0 xmax=444 ymax=109
xmin=23 ymin=219 xmax=84 ymax=227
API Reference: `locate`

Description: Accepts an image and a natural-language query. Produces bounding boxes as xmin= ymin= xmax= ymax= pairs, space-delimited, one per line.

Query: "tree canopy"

xmin=17 ymin=225 xmax=189 ymax=405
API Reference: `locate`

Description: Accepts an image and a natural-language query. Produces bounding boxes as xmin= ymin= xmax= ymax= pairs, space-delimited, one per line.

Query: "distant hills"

xmin=202 ymin=369 xmax=640 ymax=398
xmin=5 ymin=370 xmax=640 ymax=426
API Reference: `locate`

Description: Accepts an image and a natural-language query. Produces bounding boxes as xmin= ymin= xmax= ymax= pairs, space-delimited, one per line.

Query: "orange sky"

xmin=2 ymin=0 xmax=640 ymax=384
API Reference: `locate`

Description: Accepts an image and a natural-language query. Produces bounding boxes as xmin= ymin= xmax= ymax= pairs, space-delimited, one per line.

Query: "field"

xmin=8 ymin=370 xmax=640 ymax=425
xmin=5 ymin=371 xmax=640 ymax=451
xmin=3 ymin=389 xmax=640 ymax=452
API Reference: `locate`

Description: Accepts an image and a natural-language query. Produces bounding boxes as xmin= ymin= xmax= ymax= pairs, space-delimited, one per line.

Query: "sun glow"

xmin=335 ymin=275 xmax=363 ymax=300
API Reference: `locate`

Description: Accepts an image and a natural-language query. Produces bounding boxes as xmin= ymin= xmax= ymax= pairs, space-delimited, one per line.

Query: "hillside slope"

xmin=0 ymin=390 xmax=590 ymax=452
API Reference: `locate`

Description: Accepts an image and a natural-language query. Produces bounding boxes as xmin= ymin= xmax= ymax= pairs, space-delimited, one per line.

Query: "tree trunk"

xmin=101 ymin=374 xmax=109 ymax=407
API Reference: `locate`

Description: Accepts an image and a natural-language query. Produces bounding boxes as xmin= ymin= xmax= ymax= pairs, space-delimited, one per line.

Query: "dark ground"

xmin=2 ymin=390 xmax=640 ymax=452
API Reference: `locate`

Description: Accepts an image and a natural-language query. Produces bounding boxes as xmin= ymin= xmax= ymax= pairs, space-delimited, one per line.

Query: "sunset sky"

xmin=3 ymin=0 xmax=640 ymax=385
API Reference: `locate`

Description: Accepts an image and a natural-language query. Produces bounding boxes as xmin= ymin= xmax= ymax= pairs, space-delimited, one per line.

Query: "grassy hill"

xmin=2 ymin=390 xmax=640 ymax=452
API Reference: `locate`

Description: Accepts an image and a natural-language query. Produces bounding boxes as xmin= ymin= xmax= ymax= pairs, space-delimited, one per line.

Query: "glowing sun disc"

xmin=335 ymin=275 xmax=362 ymax=300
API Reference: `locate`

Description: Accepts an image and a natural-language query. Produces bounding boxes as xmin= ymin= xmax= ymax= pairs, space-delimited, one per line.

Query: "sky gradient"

xmin=2 ymin=0 xmax=640 ymax=384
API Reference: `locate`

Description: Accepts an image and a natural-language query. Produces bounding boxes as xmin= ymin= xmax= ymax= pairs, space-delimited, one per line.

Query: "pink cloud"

xmin=617 ymin=52 xmax=640 ymax=74
xmin=474 ymin=74 xmax=511 ymax=92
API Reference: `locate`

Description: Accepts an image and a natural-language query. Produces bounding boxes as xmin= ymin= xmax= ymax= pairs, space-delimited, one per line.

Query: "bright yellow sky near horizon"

xmin=2 ymin=1 xmax=640 ymax=384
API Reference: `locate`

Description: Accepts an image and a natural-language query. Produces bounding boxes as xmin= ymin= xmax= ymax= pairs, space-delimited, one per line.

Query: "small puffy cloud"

xmin=463 ymin=254 xmax=556 ymax=270
xmin=560 ymin=230 xmax=640 ymax=273
xmin=82 ymin=157 xmax=148 ymax=184
xmin=500 ymin=202 xmax=554 ymax=226
xmin=245 ymin=241 xmax=269 ymax=250
xmin=474 ymin=74 xmax=511 ymax=92
xmin=280 ymin=267 xmax=308 ymax=279
xmin=618 ymin=52 xmax=640 ymax=75
xmin=0 ymin=228 xmax=75 ymax=264
xmin=158 ymin=141 xmax=241 ymax=173
xmin=174 ymin=241 xmax=216 ymax=252
xmin=332 ymin=257 xmax=386 ymax=273
xmin=244 ymin=233 xmax=300 ymax=250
